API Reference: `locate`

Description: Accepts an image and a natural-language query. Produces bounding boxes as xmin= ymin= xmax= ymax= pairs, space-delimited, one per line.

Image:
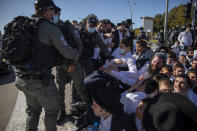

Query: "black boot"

xmin=70 ymin=102 xmax=86 ymax=117
xmin=57 ymin=110 xmax=67 ymax=126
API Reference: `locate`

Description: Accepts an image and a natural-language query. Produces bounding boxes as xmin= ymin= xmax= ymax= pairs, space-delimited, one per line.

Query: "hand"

xmin=67 ymin=64 xmax=76 ymax=72
xmin=99 ymin=66 xmax=112 ymax=73
xmin=104 ymin=33 xmax=114 ymax=38
xmin=109 ymin=66 xmax=119 ymax=72
xmin=113 ymin=59 xmax=123 ymax=65
xmin=108 ymin=43 xmax=115 ymax=48
xmin=138 ymin=75 xmax=145 ymax=81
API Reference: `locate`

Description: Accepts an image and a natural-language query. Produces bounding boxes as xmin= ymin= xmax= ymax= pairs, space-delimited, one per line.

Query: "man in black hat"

xmin=143 ymin=93 xmax=197 ymax=131
xmin=125 ymin=19 xmax=135 ymax=40
xmin=90 ymin=82 xmax=137 ymax=131
xmin=111 ymin=21 xmax=127 ymax=52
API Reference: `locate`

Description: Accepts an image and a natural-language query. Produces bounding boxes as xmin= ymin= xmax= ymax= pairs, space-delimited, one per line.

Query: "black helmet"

xmin=125 ymin=19 xmax=134 ymax=24
xmin=86 ymin=17 xmax=98 ymax=27
xmin=55 ymin=6 xmax=61 ymax=14
xmin=34 ymin=0 xmax=56 ymax=14
xmin=139 ymin=26 xmax=144 ymax=30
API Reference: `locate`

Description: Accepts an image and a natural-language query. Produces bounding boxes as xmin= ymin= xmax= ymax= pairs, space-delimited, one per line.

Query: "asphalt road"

xmin=0 ymin=68 xmax=18 ymax=131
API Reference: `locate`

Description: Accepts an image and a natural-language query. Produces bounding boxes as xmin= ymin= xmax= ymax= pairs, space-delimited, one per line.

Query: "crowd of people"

xmin=48 ymin=3 xmax=197 ymax=131
xmin=1 ymin=0 xmax=197 ymax=131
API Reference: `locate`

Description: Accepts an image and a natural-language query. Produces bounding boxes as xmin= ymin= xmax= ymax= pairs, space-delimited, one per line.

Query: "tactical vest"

xmin=14 ymin=18 xmax=60 ymax=70
xmin=80 ymin=30 xmax=96 ymax=58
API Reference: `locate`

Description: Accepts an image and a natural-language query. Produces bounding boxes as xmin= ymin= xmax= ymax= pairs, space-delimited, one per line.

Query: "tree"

xmin=153 ymin=4 xmax=192 ymax=33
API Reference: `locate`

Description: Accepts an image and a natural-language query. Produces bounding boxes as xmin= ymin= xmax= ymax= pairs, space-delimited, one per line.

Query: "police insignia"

xmin=60 ymin=35 xmax=68 ymax=46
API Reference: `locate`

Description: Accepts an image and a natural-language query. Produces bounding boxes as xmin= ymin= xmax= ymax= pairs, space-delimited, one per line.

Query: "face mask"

xmin=52 ymin=15 xmax=59 ymax=24
xmin=119 ymin=48 xmax=125 ymax=54
xmin=87 ymin=27 xmax=96 ymax=33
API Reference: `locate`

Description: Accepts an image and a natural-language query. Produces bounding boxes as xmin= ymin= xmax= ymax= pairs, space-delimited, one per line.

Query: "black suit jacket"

xmin=112 ymin=30 xmax=120 ymax=52
xmin=110 ymin=112 xmax=138 ymax=131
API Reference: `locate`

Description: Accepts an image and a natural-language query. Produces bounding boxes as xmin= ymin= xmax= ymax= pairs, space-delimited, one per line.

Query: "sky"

xmin=0 ymin=0 xmax=189 ymax=34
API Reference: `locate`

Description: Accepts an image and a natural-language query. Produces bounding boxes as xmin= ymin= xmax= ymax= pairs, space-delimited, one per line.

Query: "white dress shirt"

xmin=178 ymin=31 xmax=192 ymax=46
xmin=120 ymin=91 xmax=147 ymax=114
xmin=98 ymin=115 xmax=112 ymax=131
xmin=109 ymin=61 xmax=150 ymax=86
xmin=92 ymin=29 xmax=104 ymax=60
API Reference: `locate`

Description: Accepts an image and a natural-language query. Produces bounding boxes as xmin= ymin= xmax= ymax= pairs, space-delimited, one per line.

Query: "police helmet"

xmin=139 ymin=26 xmax=144 ymax=30
xmin=55 ymin=6 xmax=61 ymax=14
xmin=125 ymin=19 xmax=134 ymax=24
xmin=86 ymin=17 xmax=98 ymax=27
xmin=34 ymin=0 xmax=56 ymax=14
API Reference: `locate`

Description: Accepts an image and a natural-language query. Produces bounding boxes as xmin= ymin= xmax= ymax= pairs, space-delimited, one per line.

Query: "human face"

xmin=192 ymin=60 xmax=197 ymax=69
xmin=188 ymin=73 xmax=197 ymax=85
xmin=187 ymin=51 xmax=194 ymax=58
xmin=179 ymin=56 xmax=186 ymax=64
xmin=136 ymin=101 xmax=147 ymax=120
xmin=159 ymin=82 xmax=173 ymax=93
xmin=43 ymin=9 xmax=55 ymax=20
xmin=167 ymin=57 xmax=173 ymax=65
xmin=186 ymin=27 xmax=191 ymax=33
xmin=97 ymin=22 xmax=105 ymax=33
xmin=175 ymin=41 xmax=180 ymax=45
xmin=174 ymin=77 xmax=188 ymax=95
xmin=151 ymin=56 xmax=164 ymax=71
xmin=119 ymin=43 xmax=130 ymax=54
xmin=106 ymin=23 xmax=112 ymax=32
xmin=173 ymin=67 xmax=185 ymax=77
xmin=91 ymin=100 xmax=105 ymax=117
xmin=136 ymin=43 xmax=145 ymax=54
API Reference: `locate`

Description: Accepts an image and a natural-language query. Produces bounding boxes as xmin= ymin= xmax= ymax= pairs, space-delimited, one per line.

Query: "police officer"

xmin=79 ymin=16 xmax=111 ymax=77
xmin=137 ymin=27 xmax=147 ymax=40
xmin=53 ymin=6 xmax=90 ymax=124
xmin=15 ymin=0 xmax=78 ymax=130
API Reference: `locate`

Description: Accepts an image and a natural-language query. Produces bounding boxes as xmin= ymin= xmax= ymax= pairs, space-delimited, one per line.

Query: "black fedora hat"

xmin=143 ymin=93 xmax=197 ymax=131
xmin=90 ymin=79 xmax=124 ymax=116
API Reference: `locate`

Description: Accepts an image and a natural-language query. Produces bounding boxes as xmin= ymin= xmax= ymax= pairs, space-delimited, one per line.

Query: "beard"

xmin=147 ymin=64 xmax=161 ymax=77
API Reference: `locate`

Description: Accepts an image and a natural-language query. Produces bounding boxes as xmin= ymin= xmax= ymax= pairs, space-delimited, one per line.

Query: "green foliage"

xmin=134 ymin=28 xmax=140 ymax=36
xmin=153 ymin=4 xmax=193 ymax=33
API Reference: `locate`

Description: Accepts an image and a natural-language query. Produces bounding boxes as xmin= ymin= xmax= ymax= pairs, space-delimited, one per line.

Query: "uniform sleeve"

xmin=39 ymin=22 xmax=76 ymax=60
xmin=95 ymin=33 xmax=111 ymax=57
xmin=67 ymin=22 xmax=83 ymax=56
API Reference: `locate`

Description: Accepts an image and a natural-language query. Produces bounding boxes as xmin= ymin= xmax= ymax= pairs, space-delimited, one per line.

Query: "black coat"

xmin=110 ymin=112 xmax=138 ymax=131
